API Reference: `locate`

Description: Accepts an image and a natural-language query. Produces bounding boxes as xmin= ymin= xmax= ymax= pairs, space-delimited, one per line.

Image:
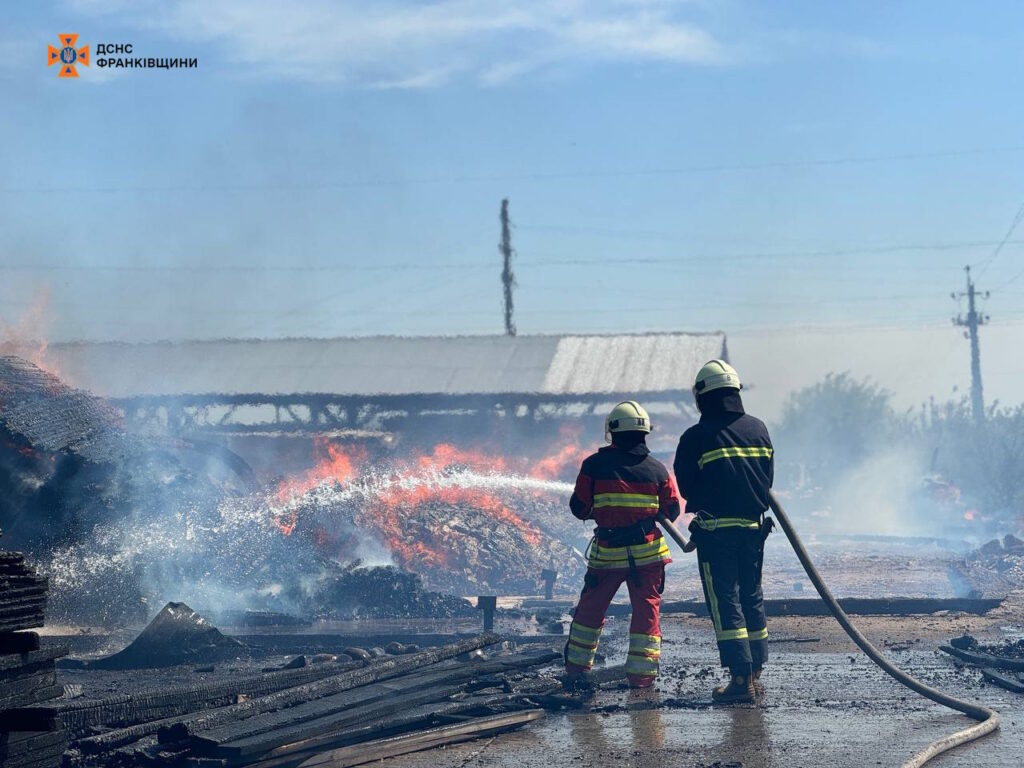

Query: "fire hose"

xmin=656 ymin=492 xmax=1000 ymax=768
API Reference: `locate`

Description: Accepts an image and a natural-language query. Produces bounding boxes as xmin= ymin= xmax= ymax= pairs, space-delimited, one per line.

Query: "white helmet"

xmin=605 ymin=400 xmax=652 ymax=442
xmin=693 ymin=359 xmax=741 ymax=398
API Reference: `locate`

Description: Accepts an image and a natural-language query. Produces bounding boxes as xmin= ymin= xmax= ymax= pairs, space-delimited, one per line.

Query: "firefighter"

xmin=673 ymin=360 xmax=774 ymax=704
xmin=565 ymin=401 xmax=682 ymax=688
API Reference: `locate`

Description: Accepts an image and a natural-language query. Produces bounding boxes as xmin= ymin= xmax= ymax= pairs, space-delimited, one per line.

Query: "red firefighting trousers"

xmin=565 ymin=563 xmax=664 ymax=687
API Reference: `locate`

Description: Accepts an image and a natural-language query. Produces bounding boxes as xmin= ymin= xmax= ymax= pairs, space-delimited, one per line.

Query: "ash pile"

xmin=950 ymin=534 xmax=1024 ymax=597
xmin=0 ymin=547 xmax=70 ymax=768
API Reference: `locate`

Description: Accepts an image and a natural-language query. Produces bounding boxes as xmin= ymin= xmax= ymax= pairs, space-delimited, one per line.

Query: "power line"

xmin=3 ymin=145 xmax=1024 ymax=194
xmin=2 ymin=238 xmax=1022 ymax=274
xmin=975 ymin=200 xmax=1024 ymax=279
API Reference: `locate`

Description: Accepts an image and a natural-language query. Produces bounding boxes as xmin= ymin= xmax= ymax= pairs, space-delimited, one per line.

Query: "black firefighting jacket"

xmin=673 ymin=390 xmax=773 ymax=523
xmin=570 ymin=442 xmax=681 ymax=532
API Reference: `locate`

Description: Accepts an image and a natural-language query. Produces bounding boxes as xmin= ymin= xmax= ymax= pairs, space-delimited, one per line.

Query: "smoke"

xmin=37 ymin=440 xmax=582 ymax=625
xmin=0 ymin=286 xmax=60 ymax=376
xmin=813 ymin=445 xmax=932 ymax=537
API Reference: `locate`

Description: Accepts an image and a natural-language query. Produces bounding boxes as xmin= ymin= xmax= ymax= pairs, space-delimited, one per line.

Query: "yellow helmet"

xmin=693 ymin=359 xmax=741 ymax=398
xmin=605 ymin=400 xmax=652 ymax=442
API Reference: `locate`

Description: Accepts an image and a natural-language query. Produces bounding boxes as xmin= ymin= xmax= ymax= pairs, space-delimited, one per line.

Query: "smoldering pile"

xmin=0 ymin=356 xmax=258 ymax=625
xmin=949 ymin=534 xmax=1024 ymax=597
xmin=302 ymin=564 xmax=475 ymax=620
xmin=1 ymin=356 xmax=590 ymax=624
xmin=271 ymin=466 xmax=588 ymax=597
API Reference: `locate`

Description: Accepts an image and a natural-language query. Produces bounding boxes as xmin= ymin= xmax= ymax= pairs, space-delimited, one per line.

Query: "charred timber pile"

xmin=0 ymin=548 xmax=70 ymax=768
xmin=61 ymin=634 xmax=567 ymax=767
xmin=950 ymin=534 xmax=1024 ymax=597
xmin=940 ymin=633 xmax=1024 ymax=695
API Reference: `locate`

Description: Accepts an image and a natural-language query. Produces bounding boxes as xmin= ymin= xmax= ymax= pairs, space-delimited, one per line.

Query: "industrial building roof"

xmin=44 ymin=333 xmax=727 ymax=398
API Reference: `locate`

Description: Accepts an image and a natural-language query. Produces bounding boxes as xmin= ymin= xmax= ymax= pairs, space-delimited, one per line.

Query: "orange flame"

xmin=529 ymin=423 xmax=589 ymax=480
xmin=0 ymin=286 xmax=63 ymax=379
xmin=275 ymin=438 xmax=364 ymax=506
xmin=271 ymin=438 xmax=570 ymax=573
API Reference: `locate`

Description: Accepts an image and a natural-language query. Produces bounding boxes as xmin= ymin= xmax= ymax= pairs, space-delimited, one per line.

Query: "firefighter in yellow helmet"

xmin=674 ymin=360 xmax=775 ymax=704
xmin=565 ymin=401 xmax=681 ymax=688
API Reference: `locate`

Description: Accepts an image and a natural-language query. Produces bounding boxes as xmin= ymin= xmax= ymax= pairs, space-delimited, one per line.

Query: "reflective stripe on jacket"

xmin=586 ymin=536 xmax=672 ymax=570
xmin=570 ymin=441 xmax=679 ymax=572
xmin=673 ymin=390 xmax=774 ymax=523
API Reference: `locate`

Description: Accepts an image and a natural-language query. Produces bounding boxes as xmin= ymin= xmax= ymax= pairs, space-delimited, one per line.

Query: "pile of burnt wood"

xmin=949 ymin=534 xmax=1024 ymax=597
xmin=941 ymin=633 xmax=1024 ymax=696
xmin=0 ymin=548 xmax=70 ymax=768
xmin=14 ymin=634 xmax=575 ymax=767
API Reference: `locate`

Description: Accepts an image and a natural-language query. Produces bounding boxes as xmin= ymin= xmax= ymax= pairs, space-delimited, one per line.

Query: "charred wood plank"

xmin=0 ymin=708 xmax=59 ymax=732
xmin=0 ymin=729 xmax=68 ymax=760
xmin=0 ymin=575 xmax=48 ymax=589
xmin=0 ymin=644 xmax=63 ymax=671
xmin=0 ymin=669 xmax=57 ymax=702
xmin=0 ymin=585 xmax=48 ymax=601
xmin=201 ymin=683 xmax=469 ymax=759
xmin=294 ymin=709 xmax=544 ymax=768
xmin=191 ymin=651 xmax=558 ymax=756
xmin=0 ymin=613 xmax=45 ymax=634
xmin=940 ymin=644 xmax=1024 ymax=671
xmin=0 ymin=659 xmax=55 ymax=680
xmin=980 ymin=668 xmax=1024 ymax=694
xmin=0 ymin=632 xmax=40 ymax=654
xmin=50 ymin=657 xmax=379 ymax=743
xmin=248 ymin=691 xmax=556 ymax=767
xmin=159 ymin=634 xmax=501 ymax=745
xmin=67 ymin=662 xmax=370 ymax=752
xmin=0 ymin=683 xmax=64 ymax=713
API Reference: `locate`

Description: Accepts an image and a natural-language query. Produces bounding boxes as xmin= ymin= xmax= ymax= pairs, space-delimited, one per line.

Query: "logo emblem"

xmin=47 ymin=34 xmax=89 ymax=78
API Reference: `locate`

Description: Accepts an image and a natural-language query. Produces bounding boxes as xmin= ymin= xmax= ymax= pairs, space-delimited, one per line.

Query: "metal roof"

xmin=44 ymin=333 xmax=727 ymax=398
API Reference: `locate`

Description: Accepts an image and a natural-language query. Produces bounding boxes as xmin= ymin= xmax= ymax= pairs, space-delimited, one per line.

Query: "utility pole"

xmin=952 ymin=265 xmax=990 ymax=423
xmin=499 ymin=198 xmax=516 ymax=336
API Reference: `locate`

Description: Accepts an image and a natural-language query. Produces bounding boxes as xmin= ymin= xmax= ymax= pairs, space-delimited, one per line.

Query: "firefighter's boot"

xmin=712 ymin=666 xmax=756 ymax=704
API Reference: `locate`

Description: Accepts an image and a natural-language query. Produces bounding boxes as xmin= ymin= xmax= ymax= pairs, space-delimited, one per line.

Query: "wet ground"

xmin=39 ymin=535 xmax=1024 ymax=767
xmin=382 ymin=606 xmax=1024 ymax=768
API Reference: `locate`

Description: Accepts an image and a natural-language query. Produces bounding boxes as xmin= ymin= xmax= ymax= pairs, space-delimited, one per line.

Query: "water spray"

xmin=659 ymin=493 xmax=1000 ymax=768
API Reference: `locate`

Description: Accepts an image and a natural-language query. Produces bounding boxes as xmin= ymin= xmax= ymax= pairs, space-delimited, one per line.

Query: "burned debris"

xmin=72 ymin=602 xmax=245 ymax=671
xmin=304 ymin=565 xmax=475 ymax=620
xmin=47 ymin=635 xmax=567 ymax=767
xmin=950 ymin=534 xmax=1024 ymax=597
xmin=941 ymin=633 xmax=1024 ymax=696
xmin=0 ymin=548 xmax=70 ymax=768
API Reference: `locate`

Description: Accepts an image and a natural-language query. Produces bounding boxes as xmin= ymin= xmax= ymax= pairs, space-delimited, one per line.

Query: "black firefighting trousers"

xmin=692 ymin=523 xmax=768 ymax=671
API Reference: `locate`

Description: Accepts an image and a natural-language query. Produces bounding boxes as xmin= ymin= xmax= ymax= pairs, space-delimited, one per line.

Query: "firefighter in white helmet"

xmin=674 ymin=360 xmax=775 ymax=704
xmin=565 ymin=401 xmax=682 ymax=688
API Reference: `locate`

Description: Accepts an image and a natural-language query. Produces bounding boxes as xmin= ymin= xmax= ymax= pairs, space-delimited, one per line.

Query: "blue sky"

xmin=2 ymin=1 xmax=1024 ymax=342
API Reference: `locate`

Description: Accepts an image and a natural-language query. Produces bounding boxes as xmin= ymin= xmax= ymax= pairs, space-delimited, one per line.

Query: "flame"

xmin=964 ymin=510 xmax=977 ymax=521
xmin=275 ymin=438 xmax=364 ymax=507
xmin=273 ymin=510 xmax=298 ymax=535
xmin=0 ymin=286 xmax=62 ymax=378
xmin=530 ymin=424 xmax=590 ymax=480
xmin=269 ymin=437 xmax=575 ymax=579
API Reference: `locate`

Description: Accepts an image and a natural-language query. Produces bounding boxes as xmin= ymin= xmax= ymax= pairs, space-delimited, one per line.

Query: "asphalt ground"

xmin=382 ymin=609 xmax=1024 ymax=768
